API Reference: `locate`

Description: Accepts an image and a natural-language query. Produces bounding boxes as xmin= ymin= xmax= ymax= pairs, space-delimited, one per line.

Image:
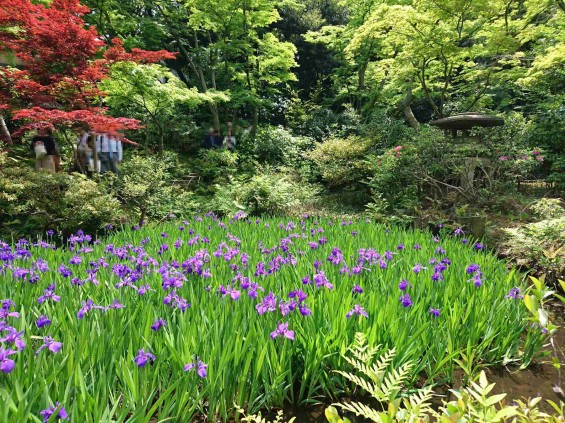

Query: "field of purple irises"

xmin=0 ymin=214 xmax=545 ymax=422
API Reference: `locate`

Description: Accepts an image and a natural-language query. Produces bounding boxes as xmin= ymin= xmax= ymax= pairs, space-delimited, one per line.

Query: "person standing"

xmin=224 ymin=129 xmax=236 ymax=151
xmin=108 ymin=133 xmax=123 ymax=175
xmin=96 ymin=132 xmax=122 ymax=175
xmin=30 ymin=128 xmax=57 ymax=172
xmin=203 ymin=128 xmax=214 ymax=149
xmin=212 ymin=128 xmax=223 ymax=148
xmin=74 ymin=126 xmax=92 ymax=175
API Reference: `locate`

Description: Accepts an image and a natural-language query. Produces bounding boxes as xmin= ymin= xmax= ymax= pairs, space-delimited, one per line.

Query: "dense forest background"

xmin=1 ymin=0 xmax=564 ymax=278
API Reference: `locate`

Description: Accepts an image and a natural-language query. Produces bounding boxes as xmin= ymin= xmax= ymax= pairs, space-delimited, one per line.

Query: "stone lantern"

xmin=429 ymin=112 xmax=505 ymax=238
xmin=429 ymin=112 xmax=505 ymax=191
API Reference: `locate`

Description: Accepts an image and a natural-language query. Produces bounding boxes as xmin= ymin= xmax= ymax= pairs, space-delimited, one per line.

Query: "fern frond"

xmin=370 ymin=348 xmax=396 ymax=377
xmin=403 ymin=387 xmax=436 ymax=417
xmin=381 ymin=362 xmax=412 ymax=399
xmin=343 ymin=354 xmax=387 ymax=386
xmin=335 ymin=401 xmax=384 ymax=422
xmin=349 ymin=333 xmax=381 ymax=363
xmin=335 ymin=370 xmax=379 ymax=397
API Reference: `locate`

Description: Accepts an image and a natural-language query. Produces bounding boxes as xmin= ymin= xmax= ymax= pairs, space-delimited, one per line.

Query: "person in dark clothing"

xmin=203 ymin=128 xmax=214 ymax=149
xmin=212 ymin=129 xmax=223 ymax=148
xmin=30 ymin=128 xmax=57 ymax=172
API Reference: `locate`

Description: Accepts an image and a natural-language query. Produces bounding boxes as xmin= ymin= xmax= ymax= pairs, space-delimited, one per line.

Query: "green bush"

xmin=502 ymin=198 xmax=565 ymax=276
xmin=293 ymin=104 xmax=362 ymax=141
xmin=115 ymin=152 xmax=198 ymax=223
xmin=476 ymin=112 xmax=545 ymax=187
xmin=365 ymin=129 xmax=450 ymax=218
xmin=0 ymin=153 xmax=121 ymax=239
xmin=308 ymin=136 xmax=373 ymax=190
xmin=527 ymin=106 xmax=565 ymax=191
xmin=191 ymin=148 xmax=239 ymax=182
xmin=239 ymin=125 xmax=314 ymax=168
xmin=210 ymin=167 xmax=320 ymax=216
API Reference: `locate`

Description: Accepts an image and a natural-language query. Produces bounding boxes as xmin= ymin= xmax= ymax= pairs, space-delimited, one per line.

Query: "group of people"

xmin=203 ymin=122 xmax=238 ymax=151
xmin=30 ymin=126 xmax=123 ymax=176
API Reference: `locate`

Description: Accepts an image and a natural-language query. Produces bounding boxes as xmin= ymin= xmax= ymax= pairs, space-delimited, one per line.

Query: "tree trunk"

xmin=176 ymin=39 xmax=220 ymax=129
xmin=356 ymin=62 xmax=368 ymax=110
xmin=210 ymin=104 xmax=220 ymax=130
xmin=402 ymin=80 xmax=420 ymax=130
xmin=0 ymin=115 xmax=12 ymax=145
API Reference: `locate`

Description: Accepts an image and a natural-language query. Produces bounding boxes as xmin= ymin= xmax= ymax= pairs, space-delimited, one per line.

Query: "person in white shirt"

xmin=96 ymin=132 xmax=123 ymax=175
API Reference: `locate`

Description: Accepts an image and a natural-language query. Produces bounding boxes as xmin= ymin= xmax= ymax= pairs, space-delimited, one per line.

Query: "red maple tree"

xmin=0 ymin=0 xmax=176 ymax=142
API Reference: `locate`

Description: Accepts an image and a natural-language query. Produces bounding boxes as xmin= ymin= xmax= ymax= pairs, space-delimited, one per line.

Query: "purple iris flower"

xmin=254 ymin=262 xmax=268 ymax=277
xmin=70 ymin=277 xmax=85 ymax=286
xmin=69 ymin=255 xmax=82 ymax=265
xmin=313 ymin=271 xmax=333 ymax=289
xmin=39 ymin=402 xmax=68 ymax=422
xmin=398 ymin=279 xmax=410 ymax=291
xmin=35 ymin=336 xmax=62 ymax=355
xmin=474 ymin=243 xmax=485 ymax=250
xmin=0 ymin=327 xmax=26 ymax=351
xmin=137 ymin=284 xmax=154 ymax=295
xmin=429 ymin=308 xmax=440 ymax=317
xmin=466 ymin=263 xmax=480 ymax=274
xmin=0 ymin=347 xmax=17 ymax=373
xmin=270 ymin=322 xmax=295 ymax=340
xmin=431 ymin=272 xmax=444 ymax=282
xmin=77 ymin=299 xmax=94 ymax=319
xmin=454 ymin=227 xmax=464 ymax=235
xmin=349 ymin=265 xmax=361 ymax=275
xmin=288 ymin=290 xmax=307 ymax=302
xmin=184 ymin=359 xmax=207 ymax=378
xmin=105 ymin=300 xmax=125 ymax=311
xmin=469 ymin=272 xmax=484 ymax=287
xmin=219 ymin=286 xmax=240 ymax=301
xmin=151 ymin=318 xmax=166 ymax=331
xmin=279 ymin=300 xmax=297 ymax=316
xmin=413 ymin=244 xmax=422 ymax=250
xmin=12 ymin=268 xmax=30 ymax=281
xmin=256 ymin=292 xmax=277 ymax=315
xmin=352 ymin=284 xmax=363 ymax=294
xmin=0 ymin=299 xmax=19 ymax=320
xmin=134 ymin=349 xmax=155 ymax=367
xmin=399 ymin=294 xmax=412 ymax=308
xmin=247 ymin=283 xmax=263 ymax=299
xmin=58 ymin=265 xmax=72 ymax=278
xmin=298 ymin=304 xmax=312 ymax=316
xmin=412 ymin=264 xmax=425 ymax=274
xmin=346 ymin=304 xmax=369 ymax=319
xmin=505 ymin=287 xmax=524 ymax=299
xmin=301 ymin=276 xmax=312 ymax=285
xmin=36 ymin=315 xmax=51 ymax=328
